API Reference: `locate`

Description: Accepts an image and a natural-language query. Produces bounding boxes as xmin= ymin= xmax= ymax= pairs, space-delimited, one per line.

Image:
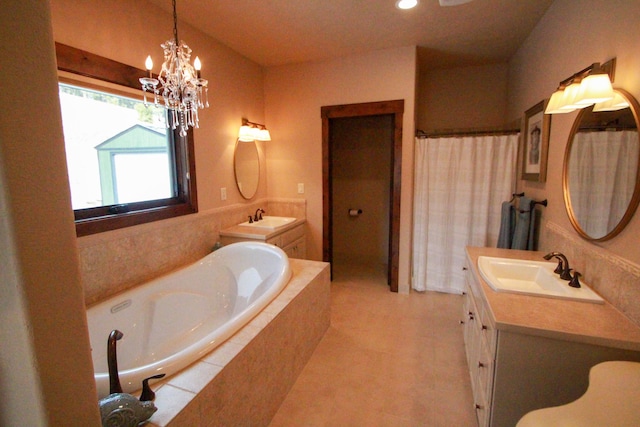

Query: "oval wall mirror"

xmin=563 ymin=89 xmax=640 ymax=241
xmin=233 ymin=139 xmax=260 ymax=199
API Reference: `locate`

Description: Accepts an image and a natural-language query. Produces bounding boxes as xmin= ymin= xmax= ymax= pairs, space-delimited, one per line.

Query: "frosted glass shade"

xmin=575 ymin=73 xmax=614 ymax=105
xmin=559 ymin=82 xmax=590 ymax=112
xmin=545 ymin=89 xmax=570 ymax=114
xmin=238 ymin=125 xmax=255 ymax=142
xmin=593 ymin=92 xmax=629 ymax=112
xmin=256 ymin=129 xmax=271 ymax=141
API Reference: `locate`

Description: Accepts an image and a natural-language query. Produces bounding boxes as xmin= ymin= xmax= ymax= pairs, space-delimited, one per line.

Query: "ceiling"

xmin=146 ymin=0 xmax=554 ymax=68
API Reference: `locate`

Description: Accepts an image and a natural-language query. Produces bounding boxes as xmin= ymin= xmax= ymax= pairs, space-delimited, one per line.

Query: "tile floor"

xmin=269 ymin=261 xmax=477 ymax=426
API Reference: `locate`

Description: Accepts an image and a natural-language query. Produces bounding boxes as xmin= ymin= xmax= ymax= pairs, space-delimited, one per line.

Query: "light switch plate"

xmin=221 ymin=187 xmax=227 ymax=200
xmin=297 ymin=183 xmax=304 ymax=194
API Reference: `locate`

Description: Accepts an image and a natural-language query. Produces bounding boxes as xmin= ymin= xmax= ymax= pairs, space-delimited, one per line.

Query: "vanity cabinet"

xmin=462 ymin=263 xmax=496 ymax=427
xmin=462 ymin=246 xmax=640 ymax=427
xmin=220 ymin=220 xmax=306 ymax=259
xmin=268 ymin=222 xmax=306 ymax=259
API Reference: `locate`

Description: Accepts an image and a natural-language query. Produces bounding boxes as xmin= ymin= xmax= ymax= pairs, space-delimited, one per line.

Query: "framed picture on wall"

xmin=521 ymin=100 xmax=550 ymax=182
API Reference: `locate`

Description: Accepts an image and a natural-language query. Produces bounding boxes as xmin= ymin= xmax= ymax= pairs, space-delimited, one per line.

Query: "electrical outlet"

xmin=297 ymin=183 xmax=305 ymax=194
xmin=220 ymin=187 xmax=227 ymax=200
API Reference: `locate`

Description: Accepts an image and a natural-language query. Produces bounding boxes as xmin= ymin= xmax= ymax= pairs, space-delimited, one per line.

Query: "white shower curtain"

xmin=412 ymin=134 xmax=518 ymax=293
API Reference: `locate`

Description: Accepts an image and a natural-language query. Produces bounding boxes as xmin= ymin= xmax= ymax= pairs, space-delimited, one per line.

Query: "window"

xmin=56 ymin=43 xmax=197 ymax=236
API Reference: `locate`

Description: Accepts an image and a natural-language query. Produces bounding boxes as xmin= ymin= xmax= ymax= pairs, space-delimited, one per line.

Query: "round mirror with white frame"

xmin=233 ymin=139 xmax=260 ymax=199
xmin=563 ymin=88 xmax=640 ymax=241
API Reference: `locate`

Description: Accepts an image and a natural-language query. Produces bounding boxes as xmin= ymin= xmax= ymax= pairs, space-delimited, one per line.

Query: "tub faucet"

xmin=107 ymin=329 xmax=124 ymax=394
xmin=543 ymin=252 xmax=573 ymax=281
xmin=254 ymin=208 xmax=265 ymax=222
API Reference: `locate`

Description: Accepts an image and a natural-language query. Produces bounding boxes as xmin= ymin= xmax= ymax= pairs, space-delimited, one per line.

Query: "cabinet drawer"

xmin=474 ymin=396 xmax=490 ymax=427
xmin=476 ymin=301 xmax=496 ymax=353
xmin=280 ymin=224 xmax=305 ymax=247
xmin=266 ymin=235 xmax=282 ymax=247
xmin=283 ymin=236 xmax=306 ymax=259
xmin=477 ymin=339 xmax=495 ymax=403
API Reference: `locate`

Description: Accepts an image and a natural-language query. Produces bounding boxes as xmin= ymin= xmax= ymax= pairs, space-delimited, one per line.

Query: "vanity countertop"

xmin=466 ymin=246 xmax=640 ymax=352
xmin=220 ymin=218 xmax=306 ymax=240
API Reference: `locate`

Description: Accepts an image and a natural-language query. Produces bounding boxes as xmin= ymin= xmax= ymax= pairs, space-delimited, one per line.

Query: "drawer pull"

xmin=482 ymin=325 xmax=488 ymax=330
xmin=475 ymin=404 xmax=484 ymax=410
xmin=478 ymin=362 xmax=485 ymax=368
xmin=459 ymin=320 xmax=465 ymax=325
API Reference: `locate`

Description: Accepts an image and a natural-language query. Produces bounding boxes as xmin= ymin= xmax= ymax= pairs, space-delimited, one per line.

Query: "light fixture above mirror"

xmin=545 ymin=58 xmax=617 ymax=115
xmin=238 ymin=118 xmax=271 ymax=142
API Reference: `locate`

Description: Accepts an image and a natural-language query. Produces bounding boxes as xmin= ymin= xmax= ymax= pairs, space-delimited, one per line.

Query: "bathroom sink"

xmin=477 ymin=256 xmax=604 ymax=304
xmin=239 ymin=216 xmax=296 ymax=230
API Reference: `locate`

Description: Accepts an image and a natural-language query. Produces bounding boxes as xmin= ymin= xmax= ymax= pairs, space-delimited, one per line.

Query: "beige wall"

xmin=5 ymin=0 xmax=640 ymax=422
xmin=417 ymin=63 xmax=509 ymax=131
xmin=0 ymin=0 xmax=272 ymax=422
xmin=0 ymin=1 xmax=100 ymax=424
xmin=51 ymin=0 xmax=267 ymax=211
xmin=48 ymin=0 xmax=276 ymax=302
xmin=508 ymin=0 xmax=640 ymax=264
xmin=264 ymin=46 xmax=417 ymax=292
xmin=507 ymin=0 xmax=640 ymax=322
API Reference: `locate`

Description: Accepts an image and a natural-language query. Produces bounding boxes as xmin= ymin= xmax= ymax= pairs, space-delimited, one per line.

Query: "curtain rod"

xmin=416 ymin=127 xmax=520 ymax=138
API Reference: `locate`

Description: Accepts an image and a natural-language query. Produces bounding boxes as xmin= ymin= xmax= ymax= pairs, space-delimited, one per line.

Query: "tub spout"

xmin=107 ymin=329 xmax=124 ymax=395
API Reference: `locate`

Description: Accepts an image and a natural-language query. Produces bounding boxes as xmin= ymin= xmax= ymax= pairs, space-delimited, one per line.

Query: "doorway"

xmin=321 ymin=100 xmax=403 ymax=292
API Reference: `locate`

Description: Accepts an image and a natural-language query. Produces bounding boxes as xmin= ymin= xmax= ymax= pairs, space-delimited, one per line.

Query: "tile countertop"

xmin=466 ymin=246 xmax=640 ymax=352
xmin=220 ymin=218 xmax=306 ymax=240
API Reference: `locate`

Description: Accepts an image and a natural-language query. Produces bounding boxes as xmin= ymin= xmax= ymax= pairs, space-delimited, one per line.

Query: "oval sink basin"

xmin=239 ymin=216 xmax=296 ymax=230
xmin=477 ymin=256 xmax=604 ymax=304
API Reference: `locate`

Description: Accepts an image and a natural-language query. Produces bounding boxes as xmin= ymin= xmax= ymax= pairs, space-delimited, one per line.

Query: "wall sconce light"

xmin=545 ymin=58 xmax=617 ymax=115
xmin=238 ymin=118 xmax=271 ymax=142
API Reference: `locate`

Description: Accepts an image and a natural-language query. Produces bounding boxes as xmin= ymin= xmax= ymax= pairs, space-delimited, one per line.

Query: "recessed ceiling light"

xmin=396 ymin=0 xmax=418 ymax=10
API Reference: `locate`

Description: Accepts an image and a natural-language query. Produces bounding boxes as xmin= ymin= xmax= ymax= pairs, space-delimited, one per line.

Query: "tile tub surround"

xmin=145 ymin=259 xmax=330 ymax=427
xmin=79 ymin=198 xmax=306 ymax=305
xmin=541 ymin=220 xmax=640 ymax=326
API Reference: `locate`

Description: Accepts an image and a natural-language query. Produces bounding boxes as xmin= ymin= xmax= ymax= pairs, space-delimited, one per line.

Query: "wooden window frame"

xmin=56 ymin=43 xmax=198 ymax=237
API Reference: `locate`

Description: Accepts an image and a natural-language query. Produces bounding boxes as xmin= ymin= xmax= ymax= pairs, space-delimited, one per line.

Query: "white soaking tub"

xmin=86 ymin=242 xmax=291 ymax=398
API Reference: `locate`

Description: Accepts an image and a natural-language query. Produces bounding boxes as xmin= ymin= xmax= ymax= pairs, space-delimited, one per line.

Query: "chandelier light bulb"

xmin=145 ymin=55 xmax=153 ymax=71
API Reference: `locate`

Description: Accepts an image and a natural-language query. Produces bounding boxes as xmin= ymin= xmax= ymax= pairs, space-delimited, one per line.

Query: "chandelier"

xmin=140 ymin=0 xmax=209 ymax=136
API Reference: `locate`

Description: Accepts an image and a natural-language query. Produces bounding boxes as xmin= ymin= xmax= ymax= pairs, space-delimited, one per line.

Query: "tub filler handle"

xmin=140 ymin=374 xmax=166 ymax=401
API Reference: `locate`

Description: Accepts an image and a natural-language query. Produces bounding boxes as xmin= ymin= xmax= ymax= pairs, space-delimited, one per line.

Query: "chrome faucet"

xmin=543 ymin=252 xmax=573 ymax=280
xmin=254 ymin=208 xmax=265 ymax=222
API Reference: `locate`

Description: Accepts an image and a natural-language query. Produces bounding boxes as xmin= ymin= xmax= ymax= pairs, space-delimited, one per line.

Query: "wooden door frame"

xmin=321 ymin=100 xmax=404 ymax=292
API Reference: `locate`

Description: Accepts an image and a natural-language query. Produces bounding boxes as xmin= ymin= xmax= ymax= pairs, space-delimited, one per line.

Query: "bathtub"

xmin=86 ymin=241 xmax=291 ymax=398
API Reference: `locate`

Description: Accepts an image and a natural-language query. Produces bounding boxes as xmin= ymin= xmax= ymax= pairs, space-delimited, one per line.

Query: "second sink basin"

xmin=239 ymin=216 xmax=296 ymax=230
xmin=477 ymin=256 xmax=604 ymax=304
